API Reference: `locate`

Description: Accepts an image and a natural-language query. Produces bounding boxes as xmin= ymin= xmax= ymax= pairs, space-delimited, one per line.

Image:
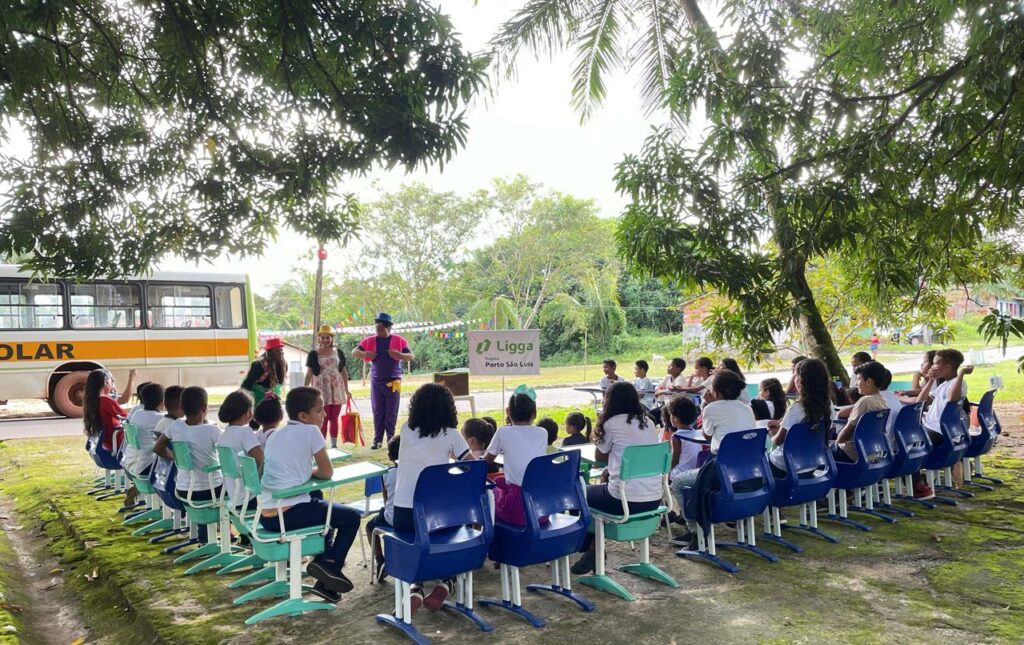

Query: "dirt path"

xmin=0 ymin=498 xmax=95 ymax=644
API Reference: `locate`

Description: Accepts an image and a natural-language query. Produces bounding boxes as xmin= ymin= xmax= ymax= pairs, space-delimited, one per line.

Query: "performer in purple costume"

xmin=353 ymin=313 xmax=414 ymax=449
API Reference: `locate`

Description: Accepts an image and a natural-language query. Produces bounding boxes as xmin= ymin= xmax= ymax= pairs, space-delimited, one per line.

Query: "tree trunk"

xmin=789 ymin=265 xmax=849 ymax=384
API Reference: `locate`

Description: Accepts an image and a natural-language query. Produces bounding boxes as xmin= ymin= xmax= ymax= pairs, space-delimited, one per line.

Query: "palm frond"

xmin=489 ymin=0 xmax=586 ymax=78
xmin=570 ymin=0 xmax=624 ymax=120
xmin=628 ymin=0 xmax=684 ymax=115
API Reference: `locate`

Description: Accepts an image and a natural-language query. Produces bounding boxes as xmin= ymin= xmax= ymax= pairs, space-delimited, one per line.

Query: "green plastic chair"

xmin=214 ymin=445 xmax=275 ymax=589
xmin=576 ymin=441 xmax=678 ymax=601
xmin=119 ymin=423 xmax=166 ymax=531
xmin=170 ymin=441 xmax=245 ymax=574
xmin=232 ymin=455 xmax=335 ymax=624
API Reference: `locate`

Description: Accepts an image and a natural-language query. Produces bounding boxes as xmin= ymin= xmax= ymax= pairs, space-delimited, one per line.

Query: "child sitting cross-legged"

xmin=484 ymin=388 xmax=549 ymax=526
xmin=215 ymin=389 xmax=263 ymax=509
xmin=257 ymin=386 xmax=362 ymax=604
xmin=366 ymin=435 xmax=400 ymax=584
xmin=153 ymin=386 xmax=223 ymax=543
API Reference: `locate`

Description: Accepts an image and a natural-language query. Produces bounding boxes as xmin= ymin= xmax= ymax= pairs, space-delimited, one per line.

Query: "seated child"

xmin=917 ymin=349 xmax=972 ymax=444
xmin=668 ymin=395 xmax=701 ymax=481
xmin=258 ymin=386 xmax=361 ymax=604
xmin=784 ymin=356 xmax=807 ymax=395
xmin=253 ymin=395 xmax=284 ymax=446
xmin=215 ymin=389 xmax=264 ymax=508
xmin=537 ymin=417 xmax=559 ymax=448
xmin=128 ymin=380 xmax=153 ymax=415
xmin=366 ymin=435 xmax=400 ymax=584
xmin=767 ymin=358 xmax=832 ymax=475
xmin=752 ymin=378 xmax=787 ymax=425
xmin=389 ymin=383 xmax=472 ymax=613
xmin=153 ymin=386 xmax=184 ymax=439
xmin=462 ymin=418 xmax=500 ymax=476
xmin=481 ymin=416 xmax=499 ymax=433
xmin=124 ymin=382 xmax=165 ymax=477
xmin=599 ymin=359 xmax=620 ymax=389
xmin=561 ymin=411 xmax=592 ymax=447
xmin=633 ymin=360 xmax=657 ymax=410
xmin=153 ymin=386 xmax=224 ymax=542
xmin=679 ymin=357 xmax=714 ymax=394
xmin=485 ymin=390 xmax=549 ymax=526
xmin=898 ymin=350 xmax=936 ymax=402
xmin=669 ymin=370 xmax=756 ymax=550
xmin=832 ymin=361 xmax=889 ymax=463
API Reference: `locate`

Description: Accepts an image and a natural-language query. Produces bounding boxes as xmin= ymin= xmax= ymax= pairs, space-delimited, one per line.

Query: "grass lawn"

xmin=0 ymin=407 xmax=1023 ymax=643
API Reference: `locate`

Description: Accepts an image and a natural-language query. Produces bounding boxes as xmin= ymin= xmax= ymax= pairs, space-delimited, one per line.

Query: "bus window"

xmin=214 ymin=285 xmax=244 ymax=329
xmin=70 ymin=284 xmax=142 ymax=329
xmin=148 ymin=284 xmax=212 ymax=329
xmin=0 ymin=281 xmax=64 ymax=329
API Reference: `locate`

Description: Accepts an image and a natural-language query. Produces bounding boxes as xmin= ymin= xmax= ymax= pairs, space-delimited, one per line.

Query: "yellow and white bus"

xmin=0 ymin=265 xmax=258 ymax=417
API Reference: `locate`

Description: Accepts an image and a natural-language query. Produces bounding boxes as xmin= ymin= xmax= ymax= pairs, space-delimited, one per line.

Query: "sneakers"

xmin=914 ymin=481 xmax=936 ymax=500
xmin=310 ymin=581 xmax=341 ymax=603
xmin=570 ymin=550 xmax=597 ymax=575
xmin=373 ymin=557 xmax=387 ymax=584
xmin=665 ymin=510 xmax=686 ymax=526
xmin=423 ymin=579 xmax=454 ymax=612
xmin=672 ymin=533 xmax=699 ymax=551
xmin=371 ymin=442 xmax=381 ymax=450
xmin=306 ymin=560 xmax=354 ymax=594
xmin=409 ymin=587 xmax=424 ymax=616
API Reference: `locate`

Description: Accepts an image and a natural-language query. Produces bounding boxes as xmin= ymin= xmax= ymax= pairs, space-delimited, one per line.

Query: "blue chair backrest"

xmin=976 ymin=389 xmax=999 ymax=435
xmin=412 ymin=460 xmax=491 ymax=539
xmin=365 ymin=472 xmax=384 ymax=497
xmin=852 ymin=410 xmax=892 ymax=466
xmin=938 ymin=399 xmax=968 ymax=447
xmin=893 ymin=403 xmax=930 ymax=457
xmin=716 ymin=428 xmax=773 ymax=492
xmin=781 ymin=420 xmax=833 ymax=475
xmin=521 ymin=450 xmax=587 ymax=519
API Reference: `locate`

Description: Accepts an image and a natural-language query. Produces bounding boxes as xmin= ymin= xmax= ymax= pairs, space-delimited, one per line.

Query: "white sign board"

xmin=467 ymin=330 xmax=541 ymax=376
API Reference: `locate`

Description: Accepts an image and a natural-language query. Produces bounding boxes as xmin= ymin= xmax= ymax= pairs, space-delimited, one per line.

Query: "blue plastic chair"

xmin=760 ymin=421 xmax=838 ymax=552
xmin=85 ymin=433 xmax=127 ymax=501
xmin=876 ymin=403 xmax=933 ymax=512
xmin=923 ymin=401 xmax=971 ymax=505
xmin=375 ymin=460 xmax=494 ymax=645
xmin=677 ymin=429 xmax=778 ymax=573
xmin=480 ymin=451 xmax=593 ymax=627
xmin=963 ymin=390 xmax=1001 ymax=490
xmin=824 ymin=410 xmax=896 ymax=531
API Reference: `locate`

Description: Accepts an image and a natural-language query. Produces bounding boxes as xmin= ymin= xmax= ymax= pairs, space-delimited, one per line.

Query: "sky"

xmin=156 ymin=1 xmax=663 ymax=295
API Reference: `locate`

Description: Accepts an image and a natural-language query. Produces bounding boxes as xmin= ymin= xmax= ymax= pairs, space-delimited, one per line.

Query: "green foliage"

xmin=0 ymin=0 xmax=485 ymax=279
xmin=408 ymin=335 xmax=468 ymax=373
xmin=618 ymin=273 xmax=683 ymax=333
xmin=978 ymin=309 xmax=1024 ymax=372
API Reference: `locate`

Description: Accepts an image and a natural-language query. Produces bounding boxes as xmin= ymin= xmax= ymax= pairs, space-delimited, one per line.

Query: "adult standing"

xmin=353 ymin=313 xmax=414 ymax=449
xmin=242 ymin=337 xmax=288 ymax=402
xmin=305 ymin=325 xmax=351 ymax=447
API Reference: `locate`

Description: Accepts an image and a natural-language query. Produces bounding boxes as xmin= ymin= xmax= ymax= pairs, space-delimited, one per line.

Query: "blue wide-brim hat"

xmin=375 ymin=312 xmax=393 ymax=326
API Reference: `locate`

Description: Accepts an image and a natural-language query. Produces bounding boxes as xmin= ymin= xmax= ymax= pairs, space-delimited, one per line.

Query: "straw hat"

xmin=317 ymin=324 xmax=335 ymax=336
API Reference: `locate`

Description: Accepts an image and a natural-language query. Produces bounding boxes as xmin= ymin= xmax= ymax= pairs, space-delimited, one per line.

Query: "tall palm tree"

xmin=489 ymin=0 xmax=698 ymax=120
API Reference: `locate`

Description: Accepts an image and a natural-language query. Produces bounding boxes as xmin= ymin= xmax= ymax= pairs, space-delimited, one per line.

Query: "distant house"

xmin=996 ymin=297 xmax=1024 ymax=318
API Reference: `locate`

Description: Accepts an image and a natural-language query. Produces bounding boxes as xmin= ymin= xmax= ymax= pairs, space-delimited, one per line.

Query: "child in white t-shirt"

xmin=366 ymin=435 xmax=401 ymax=584
xmin=215 ymin=390 xmax=263 ymax=509
xmin=570 ymin=381 xmax=663 ymax=574
xmin=767 ymin=357 xmax=833 ymax=474
xmin=485 ymin=389 xmax=549 ymax=526
xmin=152 ymin=386 xmax=223 ymax=545
xmin=253 ymin=395 xmax=284 ymax=447
xmin=389 ymin=383 xmax=472 ymax=614
xmin=633 ymin=360 xmax=657 ymax=409
xmin=667 ymin=395 xmax=701 ymax=481
xmin=669 ymin=370 xmax=755 ymax=550
xmin=910 ymin=350 xmax=972 ymax=499
xmin=123 ymin=383 xmax=165 ymax=477
xmin=598 ymin=359 xmax=621 ymax=390
xmin=258 ymin=387 xmax=361 ymax=604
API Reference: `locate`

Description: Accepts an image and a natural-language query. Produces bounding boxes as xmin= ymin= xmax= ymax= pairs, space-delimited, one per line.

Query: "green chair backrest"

xmin=170 ymin=441 xmax=194 ymax=471
xmin=216 ymin=445 xmax=241 ymax=480
xmin=239 ymin=455 xmax=262 ymax=496
xmin=619 ymin=442 xmax=671 ymax=481
xmin=123 ymin=423 xmax=141 ymax=450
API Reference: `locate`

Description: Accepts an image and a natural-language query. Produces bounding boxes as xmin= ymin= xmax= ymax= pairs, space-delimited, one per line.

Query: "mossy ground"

xmin=0 ymin=413 xmax=1022 ymax=644
xmin=0 ymin=526 xmax=22 ymax=643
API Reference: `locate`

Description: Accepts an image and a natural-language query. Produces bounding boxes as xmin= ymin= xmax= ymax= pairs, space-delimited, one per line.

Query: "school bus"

xmin=0 ymin=265 xmax=258 ymax=417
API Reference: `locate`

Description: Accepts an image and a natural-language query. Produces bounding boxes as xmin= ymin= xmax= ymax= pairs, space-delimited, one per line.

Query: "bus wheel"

xmin=53 ymin=372 xmax=89 ymax=418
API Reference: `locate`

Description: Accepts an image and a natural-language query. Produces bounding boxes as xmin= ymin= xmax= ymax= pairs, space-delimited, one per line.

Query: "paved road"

xmin=3 ymin=346 xmax=1021 ymax=441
